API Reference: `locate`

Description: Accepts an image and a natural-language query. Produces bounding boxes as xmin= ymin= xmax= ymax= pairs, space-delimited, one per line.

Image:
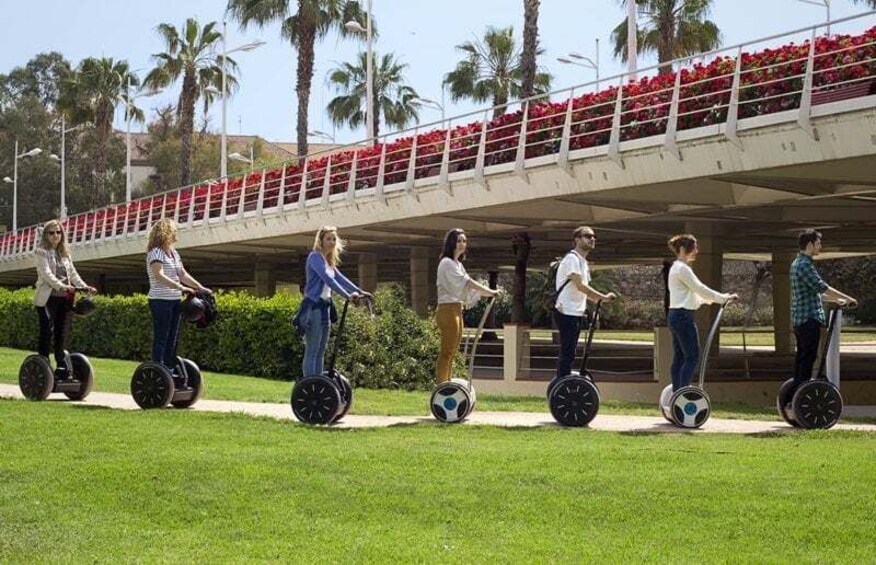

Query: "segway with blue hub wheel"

xmin=548 ymin=300 xmax=603 ymax=427
xmin=778 ymin=304 xmax=848 ymax=429
xmin=19 ymin=288 xmax=96 ymax=401
xmin=430 ymin=296 xmax=496 ymax=423
xmin=292 ymin=297 xmax=371 ymax=424
xmin=659 ymin=297 xmax=734 ymax=429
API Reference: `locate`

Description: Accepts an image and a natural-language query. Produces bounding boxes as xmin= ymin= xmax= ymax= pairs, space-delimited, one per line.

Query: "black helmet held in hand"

xmin=194 ymin=290 xmax=218 ymax=329
xmin=181 ymin=295 xmax=207 ymax=323
xmin=72 ymin=296 xmax=96 ymax=316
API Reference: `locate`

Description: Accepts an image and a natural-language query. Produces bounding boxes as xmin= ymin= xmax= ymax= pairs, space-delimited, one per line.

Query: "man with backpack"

xmin=552 ymin=226 xmax=617 ymax=383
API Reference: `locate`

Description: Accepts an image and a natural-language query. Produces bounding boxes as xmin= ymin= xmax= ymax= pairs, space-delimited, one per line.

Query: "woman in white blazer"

xmin=34 ymin=219 xmax=96 ymax=379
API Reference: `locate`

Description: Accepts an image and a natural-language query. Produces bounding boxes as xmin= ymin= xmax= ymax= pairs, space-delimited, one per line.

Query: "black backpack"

xmin=541 ymin=252 xmax=574 ymax=313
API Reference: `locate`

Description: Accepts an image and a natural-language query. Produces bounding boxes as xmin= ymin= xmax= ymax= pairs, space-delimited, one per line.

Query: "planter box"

xmin=812 ymin=79 xmax=875 ymax=106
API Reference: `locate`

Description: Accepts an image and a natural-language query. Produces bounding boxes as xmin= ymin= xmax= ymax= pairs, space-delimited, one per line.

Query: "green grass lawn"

xmin=0 ymin=400 xmax=874 ymax=562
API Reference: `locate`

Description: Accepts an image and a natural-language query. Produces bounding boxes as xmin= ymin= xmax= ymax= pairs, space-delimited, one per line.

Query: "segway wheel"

xmin=291 ymin=375 xmax=341 ymax=425
xmin=170 ymin=358 xmax=205 ymax=409
xmin=791 ymin=380 xmax=843 ymax=430
xmin=430 ymin=378 xmax=474 ymax=423
xmin=776 ymin=378 xmax=799 ymax=427
xmin=19 ymin=355 xmax=54 ymax=401
xmin=669 ymin=386 xmax=711 ymax=429
xmin=658 ymin=384 xmax=674 ymax=423
xmin=331 ymin=372 xmax=353 ymax=423
xmin=131 ymin=362 xmax=175 ymax=409
xmin=548 ymin=375 xmax=600 ymax=427
xmin=64 ymin=353 xmax=94 ymax=401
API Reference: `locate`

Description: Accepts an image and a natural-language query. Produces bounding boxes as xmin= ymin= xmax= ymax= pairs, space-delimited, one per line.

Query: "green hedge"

xmin=0 ymin=285 xmax=443 ymax=390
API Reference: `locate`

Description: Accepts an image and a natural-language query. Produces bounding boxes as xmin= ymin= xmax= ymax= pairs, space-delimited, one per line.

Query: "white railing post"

xmin=90 ymin=212 xmax=99 ymax=245
xmin=405 ymin=128 xmax=419 ymax=199
xmin=346 ymin=154 xmax=359 ymax=209
xmin=664 ymin=68 xmax=683 ymax=161
xmin=375 ymin=143 xmax=387 ymax=204
xmin=112 ymin=205 xmax=121 ymax=240
xmin=608 ymin=79 xmax=625 ymax=168
xmin=724 ymin=46 xmax=744 ymax=149
xmin=556 ymin=90 xmax=575 ymax=177
xmin=321 ymin=157 xmax=333 ymax=208
xmin=173 ymin=190 xmax=181 ymax=224
xmin=438 ymin=127 xmax=452 ymax=194
xmin=257 ymin=169 xmax=267 ymax=216
xmin=148 ymin=195 xmax=157 ymax=228
xmin=187 ymin=189 xmax=196 ymax=229
xmin=277 ymin=167 xmax=287 ymax=210
xmin=297 ymin=159 xmax=310 ymax=216
xmin=237 ymin=178 xmax=248 ymax=219
xmin=798 ymin=27 xmax=818 ymax=140
xmin=474 ymin=112 xmax=489 ymax=188
xmin=514 ymin=100 xmax=530 ymax=182
xmin=220 ymin=180 xmax=229 ymax=222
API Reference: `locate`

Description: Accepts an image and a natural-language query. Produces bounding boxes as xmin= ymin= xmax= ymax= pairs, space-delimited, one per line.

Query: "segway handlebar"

xmin=696 ymin=295 xmax=737 ymax=388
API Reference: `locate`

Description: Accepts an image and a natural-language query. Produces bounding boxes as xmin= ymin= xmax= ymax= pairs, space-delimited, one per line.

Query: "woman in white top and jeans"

xmin=435 ymin=229 xmax=497 ymax=383
xmin=666 ymin=234 xmax=737 ymax=391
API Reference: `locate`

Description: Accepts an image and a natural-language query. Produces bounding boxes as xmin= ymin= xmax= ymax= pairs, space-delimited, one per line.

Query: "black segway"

xmin=547 ymin=300 xmax=604 ymax=427
xmin=19 ymin=289 xmax=96 ymax=402
xmin=291 ymin=296 xmax=372 ymax=425
xmin=777 ymin=303 xmax=848 ymax=429
xmin=130 ymin=294 xmax=208 ymax=409
xmin=430 ymin=296 xmax=496 ymax=423
xmin=658 ymin=298 xmax=734 ymax=429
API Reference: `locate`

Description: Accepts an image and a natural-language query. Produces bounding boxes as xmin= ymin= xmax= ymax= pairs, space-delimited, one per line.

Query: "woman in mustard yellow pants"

xmin=435 ymin=229 xmax=498 ymax=383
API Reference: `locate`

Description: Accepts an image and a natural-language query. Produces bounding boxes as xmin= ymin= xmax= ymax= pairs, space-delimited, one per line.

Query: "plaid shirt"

xmin=790 ymin=252 xmax=829 ymax=327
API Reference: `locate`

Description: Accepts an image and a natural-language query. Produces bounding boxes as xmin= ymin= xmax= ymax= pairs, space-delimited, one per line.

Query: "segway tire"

xmin=170 ymin=358 xmax=205 ymax=408
xmin=776 ymin=378 xmax=799 ymax=427
xmin=669 ymin=386 xmax=711 ymax=429
xmin=791 ymin=380 xmax=843 ymax=430
xmin=430 ymin=378 xmax=474 ymax=423
xmin=131 ymin=362 xmax=175 ymax=409
xmin=331 ymin=372 xmax=353 ymax=423
xmin=19 ymin=355 xmax=54 ymax=401
xmin=292 ymin=375 xmax=342 ymax=425
xmin=658 ymin=384 xmax=674 ymax=423
xmin=548 ymin=375 xmax=600 ymax=427
xmin=64 ymin=353 xmax=94 ymax=401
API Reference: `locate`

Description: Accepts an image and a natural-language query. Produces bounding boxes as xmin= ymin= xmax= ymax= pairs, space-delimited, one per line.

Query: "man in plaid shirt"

xmin=785 ymin=229 xmax=857 ymax=405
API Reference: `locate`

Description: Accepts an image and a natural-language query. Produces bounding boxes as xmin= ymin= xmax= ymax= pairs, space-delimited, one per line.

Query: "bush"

xmin=0 ymin=285 xmax=442 ymax=390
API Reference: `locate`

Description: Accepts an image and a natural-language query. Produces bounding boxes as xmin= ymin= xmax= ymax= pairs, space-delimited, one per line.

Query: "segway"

xmin=291 ymin=296 xmax=372 ymax=425
xmin=547 ymin=300 xmax=604 ymax=427
xmin=777 ymin=303 xmax=848 ymax=429
xmin=19 ymin=289 xmax=96 ymax=401
xmin=430 ymin=296 xmax=496 ymax=423
xmin=659 ymin=298 xmax=734 ymax=429
xmin=130 ymin=294 xmax=207 ymax=409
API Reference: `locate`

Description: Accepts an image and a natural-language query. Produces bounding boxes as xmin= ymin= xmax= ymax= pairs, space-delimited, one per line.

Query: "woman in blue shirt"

xmin=301 ymin=226 xmax=371 ymax=377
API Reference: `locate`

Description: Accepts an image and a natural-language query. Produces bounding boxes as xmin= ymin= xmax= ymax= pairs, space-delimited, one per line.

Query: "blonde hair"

xmin=313 ymin=226 xmax=344 ymax=267
xmin=39 ymin=220 xmax=70 ymax=257
xmin=148 ymin=218 xmax=179 ymax=251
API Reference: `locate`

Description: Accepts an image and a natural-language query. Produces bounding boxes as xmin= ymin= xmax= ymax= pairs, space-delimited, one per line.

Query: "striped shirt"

xmin=790 ymin=252 xmax=829 ymax=327
xmin=147 ymin=247 xmax=183 ymax=300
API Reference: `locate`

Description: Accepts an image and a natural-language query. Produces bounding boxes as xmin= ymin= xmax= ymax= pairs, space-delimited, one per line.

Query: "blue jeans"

xmin=553 ymin=310 xmax=585 ymax=381
xmin=302 ymin=301 xmax=331 ymax=377
xmin=668 ymin=308 xmax=700 ymax=391
xmin=150 ymin=299 xmax=181 ymax=369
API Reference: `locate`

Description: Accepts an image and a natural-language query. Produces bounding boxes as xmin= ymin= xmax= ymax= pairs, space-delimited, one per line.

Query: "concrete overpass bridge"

xmin=2 ymin=13 xmax=875 ymax=402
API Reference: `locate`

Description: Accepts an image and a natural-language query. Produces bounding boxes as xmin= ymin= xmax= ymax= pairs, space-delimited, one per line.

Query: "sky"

xmin=1 ymin=0 xmax=874 ymax=146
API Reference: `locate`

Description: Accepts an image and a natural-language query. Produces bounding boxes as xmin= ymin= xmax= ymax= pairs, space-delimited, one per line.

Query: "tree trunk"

xmin=94 ymin=101 xmax=112 ymax=208
xmin=372 ymin=86 xmax=380 ymax=146
xmin=520 ymin=0 xmax=540 ymax=99
xmin=657 ymin=13 xmax=675 ymax=75
xmin=296 ymin=22 xmax=317 ymax=163
xmin=178 ymin=69 xmax=197 ymax=187
xmin=492 ymin=91 xmax=509 ymax=120
xmin=511 ymin=232 xmax=531 ymax=323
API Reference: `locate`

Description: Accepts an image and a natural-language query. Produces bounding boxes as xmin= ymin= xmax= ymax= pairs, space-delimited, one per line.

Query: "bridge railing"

xmin=1 ymin=11 xmax=875 ymax=261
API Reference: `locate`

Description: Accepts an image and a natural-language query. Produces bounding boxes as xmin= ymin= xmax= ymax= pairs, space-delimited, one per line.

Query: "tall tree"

xmin=520 ymin=0 xmax=541 ymax=99
xmin=226 ymin=0 xmax=369 ymax=160
xmin=143 ymin=18 xmax=236 ymax=187
xmin=611 ymin=0 xmax=722 ymax=75
xmin=326 ymin=51 xmax=419 ymax=142
xmin=851 ymin=0 xmax=876 ymax=8
xmin=444 ymin=26 xmax=552 ymax=119
xmin=58 ymin=57 xmax=140 ymax=208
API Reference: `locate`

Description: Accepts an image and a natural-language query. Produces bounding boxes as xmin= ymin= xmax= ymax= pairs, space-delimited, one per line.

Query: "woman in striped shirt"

xmin=146 ymin=219 xmax=211 ymax=369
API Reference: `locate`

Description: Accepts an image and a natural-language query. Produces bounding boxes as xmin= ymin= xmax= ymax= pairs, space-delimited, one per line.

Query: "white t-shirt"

xmin=147 ymin=247 xmax=183 ymax=300
xmin=668 ymin=260 xmax=729 ymax=310
xmin=555 ymin=250 xmax=590 ymax=316
xmin=436 ymin=257 xmax=471 ymax=304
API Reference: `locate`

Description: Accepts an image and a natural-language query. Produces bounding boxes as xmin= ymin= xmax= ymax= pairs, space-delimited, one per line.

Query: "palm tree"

xmin=326 ymin=51 xmax=419 ymax=142
xmin=226 ymin=0 xmax=369 ymax=160
xmin=611 ymin=0 xmax=722 ymax=75
xmin=520 ymin=0 xmax=541 ymax=99
xmin=851 ymin=0 xmax=876 ymax=7
xmin=143 ymin=18 xmax=236 ymax=187
xmin=57 ymin=57 xmax=141 ymax=208
xmin=444 ymin=26 xmax=552 ymax=119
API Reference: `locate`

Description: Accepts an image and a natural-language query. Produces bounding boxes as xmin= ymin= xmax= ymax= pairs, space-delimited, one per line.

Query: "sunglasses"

xmin=579 ymin=233 xmax=596 ymax=240
xmin=46 ymin=230 xmax=62 ymax=235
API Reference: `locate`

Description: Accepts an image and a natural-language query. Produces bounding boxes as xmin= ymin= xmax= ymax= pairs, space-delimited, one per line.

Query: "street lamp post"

xmin=796 ymin=0 xmax=831 ymax=35
xmin=48 ymin=115 xmax=82 ymax=219
xmin=627 ymin=0 xmax=638 ymax=80
xmin=409 ymin=97 xmax=445 ymax=126
xmin=558 ymin=39 xmax=601 ymax=90
xmin=121 ymin=78 xmax=162 ymax=202
xmin=228 ymin=149 xmax=253 ymax=165
xmin=215 ymin=22 xmax=267 ymax=179
xmin=345 ymin=0 xmax=374 ymax=143
xmin=308 ymin=130 xmax=336 ymax=144
xmin=4 ymin=140 xmax=43 ymax=232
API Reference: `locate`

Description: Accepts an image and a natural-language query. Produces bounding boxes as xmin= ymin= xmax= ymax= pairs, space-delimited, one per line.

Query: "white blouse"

xmin=668 ymin=260 xmax=729 ymax=310
xmin=436 ymin=257 xmax=471 ymax=304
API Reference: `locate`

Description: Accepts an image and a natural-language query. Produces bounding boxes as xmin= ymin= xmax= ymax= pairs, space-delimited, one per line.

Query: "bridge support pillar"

xmin=772 ymin=252 xmax=795 ymax=355
xmin=409 ymin=247 xmax=432 ymax=317
xmin=358 ymin=252 xmax=378 ymax=294
xmin=254 ymin=261 xmax=277 ymax=298
xmin=685 ymin=222 xmax=724 ymax=364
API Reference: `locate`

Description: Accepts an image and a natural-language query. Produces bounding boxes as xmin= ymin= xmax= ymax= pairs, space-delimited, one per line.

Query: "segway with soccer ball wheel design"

xmin=659 ymin=298 xmax=734 ymax=429
xmin=777 ymin=304 xmax=849 ymax=429
xmin=547 ymin=300 xmax=604 ymax=427
xmin=430 ymin=296 xmax=496 ymax=423
xmin=19 ymin=288 xmax=96 ymax=401
xmin=291 ymin=297 xmax=371 ymax=425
